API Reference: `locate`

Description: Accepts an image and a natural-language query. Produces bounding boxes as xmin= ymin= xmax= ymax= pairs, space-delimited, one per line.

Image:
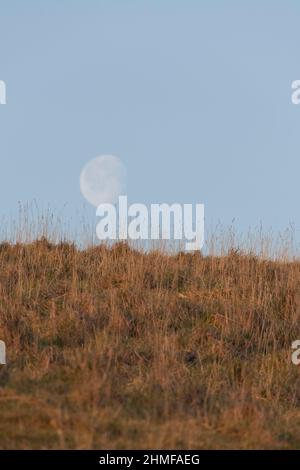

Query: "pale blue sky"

xmin=0 ymin=1 xmax=299 ymax=241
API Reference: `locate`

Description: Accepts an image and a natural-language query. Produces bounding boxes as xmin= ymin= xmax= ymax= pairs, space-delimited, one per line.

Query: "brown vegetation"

xmin=0 ymin=238 xmax=300 ymax=449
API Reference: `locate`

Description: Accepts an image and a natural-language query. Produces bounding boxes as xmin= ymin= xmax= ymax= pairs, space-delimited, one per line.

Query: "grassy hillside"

xmin=0 ymin=238 xmax=299 ymax=449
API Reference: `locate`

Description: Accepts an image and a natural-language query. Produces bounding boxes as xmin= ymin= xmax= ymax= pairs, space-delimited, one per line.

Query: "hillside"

xmin=0 ymin=238 xmax=299 ymax=449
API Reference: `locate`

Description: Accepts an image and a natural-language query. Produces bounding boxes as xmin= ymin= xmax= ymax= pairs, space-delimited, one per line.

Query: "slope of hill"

xmin=0 ymin=238 xmax=299 ymax=449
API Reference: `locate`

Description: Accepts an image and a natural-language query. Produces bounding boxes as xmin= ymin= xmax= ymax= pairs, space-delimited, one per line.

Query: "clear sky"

xmin=0 ymin=1 xmax=300 ymax=243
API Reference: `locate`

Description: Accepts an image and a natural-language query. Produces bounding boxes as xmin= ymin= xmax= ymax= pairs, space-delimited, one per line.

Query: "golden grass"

xmin=0 ymin=238 xmax=300 ymax=449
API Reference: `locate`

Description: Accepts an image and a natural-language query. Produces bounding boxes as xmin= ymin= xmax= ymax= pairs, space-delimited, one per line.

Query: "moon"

xmin=80 ymin=155 xmax=127 ymax=207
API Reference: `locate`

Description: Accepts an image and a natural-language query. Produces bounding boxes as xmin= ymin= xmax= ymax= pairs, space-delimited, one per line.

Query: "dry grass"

xmin=0 ymin=238 xmax=300 ymax=449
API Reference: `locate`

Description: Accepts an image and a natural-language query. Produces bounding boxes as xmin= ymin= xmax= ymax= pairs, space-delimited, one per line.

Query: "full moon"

xmin=80 ymin=155 xmax=127 ymax=207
